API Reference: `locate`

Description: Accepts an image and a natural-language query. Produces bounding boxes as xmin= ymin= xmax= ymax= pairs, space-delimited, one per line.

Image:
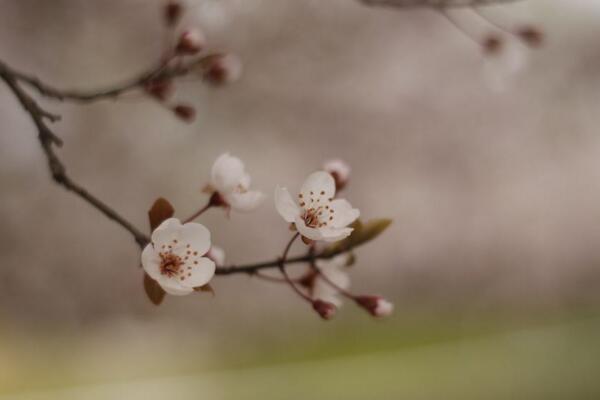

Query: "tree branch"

xmin=0 ymin=60 xmax=150 ymax=248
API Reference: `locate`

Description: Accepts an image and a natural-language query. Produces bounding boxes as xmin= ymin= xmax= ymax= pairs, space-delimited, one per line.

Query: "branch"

xmin=0 ymin=60 xmax=150 ymax=248
xmin=358 ymin=0 xmax=520 ymax=8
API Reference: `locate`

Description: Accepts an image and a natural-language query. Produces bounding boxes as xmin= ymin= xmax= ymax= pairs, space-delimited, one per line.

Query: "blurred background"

xmin=1 ymin=0 xmax=600 ymax=398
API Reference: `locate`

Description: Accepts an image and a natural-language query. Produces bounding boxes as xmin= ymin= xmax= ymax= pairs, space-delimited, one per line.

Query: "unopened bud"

xmin=517 ymin=26 xmax=543 ymax=48
xmin=482 ymin=35 xmax=503 ymax=55
xmin=206 ymin=245 xmax=225 ymax=266
xmin=201 ymin=53 xmax=242 ymax=86
xmin=165 ymin=1 xmax=183 ymax=27
xmin=144 ymin=78 xmax=174 ymax=101
xmin=312 ymin=299 xmax=337 ymax=320
xmin=323 ymin=159 xmax=350 ymax=191
xmin=355 ymin=295 xmax=394 ymax=318
xmin=172 ymin=104 xmax=196 ymax=122
xmin=208 ymin=191 xmax=228 ymax=208
xmin=176 ymin=29 xmax=206 ymax=55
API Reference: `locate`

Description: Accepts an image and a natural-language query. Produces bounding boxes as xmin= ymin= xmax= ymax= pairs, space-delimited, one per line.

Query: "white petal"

xmin=294 ymin=215 xmax=324 ymax=241
xmin=210 ymin=153 xmax=246 ymax=192
xmin=329 ymin=199 xmax=360 ymax=228
xmin=157 ymin=277 xmax=194 ymax=296
xmin=300 ymin=171 xmax=335 ymax=201
xmin=319 ymin=226 xmax=354 ymax=242
xmin=318 ymin=261 xmax=350 ymax=290
xmin=141 ymin=244 xmax=161 ymax=280
xmin=179 ymin=222 xmax=211 ymax=256
xmin=275 ymin=186 xmax=300 ymax=223
xmin=179 ymin=257 xmax=216 ymax=288
xmin=323 ymin=159 xmax=350 ymax=181
xmin=207 ymin=245 xmax=226 ymax=266
xmin=151 ymin=218 xmax=182 ymax=247
xmin=225 ymin=190 xmax=265 ymax=212
xmin=312 ymin=279 xmax=343 ymax=307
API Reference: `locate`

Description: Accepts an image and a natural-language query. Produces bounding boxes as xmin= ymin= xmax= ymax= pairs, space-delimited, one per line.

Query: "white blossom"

xmin=141 ymin=218 xmax=215 ymax=296
xmin=312 ymin=254 xmax=351 ymax=307
xmin=209 ymin=153 xmax=265 ymax=212
xmin=275 ymin=171 xmax=360 ymax=242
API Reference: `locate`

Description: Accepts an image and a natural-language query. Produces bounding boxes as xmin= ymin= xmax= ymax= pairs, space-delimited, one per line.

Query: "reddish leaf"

xmin=144 ymin=273 xmax=166 ymax=305
xmin=148 ymin=197 xmax=175 ymax=231
xmin=194 ymin=283 xmax=215 ymax=297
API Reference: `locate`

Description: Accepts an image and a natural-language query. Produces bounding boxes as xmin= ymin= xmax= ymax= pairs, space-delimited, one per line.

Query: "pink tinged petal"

xmin=210 ymin=153 xmax=246 ymax=192
xmin=294 ymin=215 xmax=324 ymax=241
xmin=157 ymin=277 xmax=194 ymax=296
xmin=225 ymin=190 xmax=265 ymax=212
xmin=275 ymin=186 xmax=300 ymax=223
xmin=300 ymin=171 xmax=335 ymax=203
xmin=179 ymin=257 xmax=216 ymax=288
xmin=329 ymin=199 xmax=360 ymax=228
xmin=323 ymin=159 xmax=350 ymax=181
xmin=151 ymin=218 xmax=182 ymax=247
xmin=141 ymin=244 xmax=162 ymax=280
xmin=179 ymin=222 xmax=211 ymax=256
xmin=207 ymin=245 xmax=226 ymax=266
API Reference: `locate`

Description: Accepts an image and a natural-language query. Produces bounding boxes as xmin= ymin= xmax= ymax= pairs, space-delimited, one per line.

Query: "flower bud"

xmin=323 ymin=159 xmax=350 ymax=191
xmin=165 ymin=1 xmax=183 ymax=27
xmin=355 ymin=295 xmax=394 ymax=318
xmin=206 ymin=245 xmax=225 ymax=266
xmin=208 ymin=191 xmax=228 ymax=208
xmin=201 ymin=53 xmax=242 ymax=86
xmin=144 ymin=78 xmax=174 ymax=101
xmin=172 ymin=104 xmax=196 ymax=122
xmin=312 ymin=299 xmax=337 ymax=320
xmin=482 ymin=35 xmax=503 ymax=55
xmin=517 ymin=26 xmax=543 ymax=48
xmin=176 ymin=29 xmax=206 ymax=55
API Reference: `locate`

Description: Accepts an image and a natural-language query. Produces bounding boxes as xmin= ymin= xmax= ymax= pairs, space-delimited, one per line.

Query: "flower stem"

xmin=279 ymin=233 xmax=313 ymax=303
xmin=184 ymin=201 xmax=212 ymax=223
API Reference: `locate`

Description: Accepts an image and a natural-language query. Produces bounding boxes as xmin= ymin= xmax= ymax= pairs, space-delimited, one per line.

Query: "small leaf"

xmin=194 ymin=283 xmax=215 ymax=297
xmin=148 ymin=197 xmax=175 ymax=231
xmin=321 ymin=218 xmax=392 ymax=257
xmin=144 ymin=273 xmax=166 ymax=305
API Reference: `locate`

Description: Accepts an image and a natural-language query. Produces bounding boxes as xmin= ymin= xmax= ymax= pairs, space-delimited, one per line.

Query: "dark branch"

xmin=359 ymin=0 xmax=520 ymax=9
xmin=0 ymin=60 xmax=150 ymax=248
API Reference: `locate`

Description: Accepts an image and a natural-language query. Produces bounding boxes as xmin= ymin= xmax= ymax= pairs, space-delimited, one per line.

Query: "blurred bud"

xmin=144 ymin=78 xmax=174 ymax=101
xmin=323 ymin=159 xmax=350 ymax=191
xmin=517 ymin=26 xmax=544 ymax=48
xmin=172 ymin=104 xmax=196 ymax=122
xmin=165 ymin=1 xmax=183 ymax=27
xmin=176 ymin=29 xmax=206 ymax=55
xmin=312 ymin=299 xmax=337 ymax=320
xmin=355 ymin=295 xmax=394 ymax=318
xmin=201 ymin=53 xmax=242 ymax=86
xmin=208 ymin=191 xmax=228 ymax=208
xmin=206 ymin=245 xmax=225 ymax=266
xmin=482 ymin=35 xmax=503 ymax=55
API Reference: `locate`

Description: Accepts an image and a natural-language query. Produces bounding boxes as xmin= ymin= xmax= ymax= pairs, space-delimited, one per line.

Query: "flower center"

xmin=299 ymin=191 xmax=335 ymax=229
xmin=159 ymin=252 xmax=183 ymax=277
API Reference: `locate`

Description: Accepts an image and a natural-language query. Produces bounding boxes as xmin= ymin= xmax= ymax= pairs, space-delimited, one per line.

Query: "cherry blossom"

xmin=142 ymin=218 xmax=215 ymax=295
xmin=311 ymin=254 xmax=351 ymax=307
xmin=275 ymin=171 xmax=360 ymax=242
xmin=323 ymin=159 xmax=350 ymax=191
xmin=355 ymin=295 xmax=394 ymax=318
xmin=208 ymin=153 xmax=265 ymax=212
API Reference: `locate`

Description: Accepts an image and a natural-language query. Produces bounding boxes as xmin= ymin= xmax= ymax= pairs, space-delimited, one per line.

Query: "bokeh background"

xmin=1 ymin=0 xmax=600 ymax=398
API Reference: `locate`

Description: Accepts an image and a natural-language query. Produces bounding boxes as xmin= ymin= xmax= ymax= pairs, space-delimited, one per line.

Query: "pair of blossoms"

xmin=141 ymin=154 xmax=393 ymax=319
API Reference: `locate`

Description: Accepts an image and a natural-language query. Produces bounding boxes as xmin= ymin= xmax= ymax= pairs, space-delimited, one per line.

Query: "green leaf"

xmin=143 ymin=273 xmax=166 ymax=305
xmin=321 ymin=218 xmax=392 ymax=257
xmin=148 ymin=197 xmax=175 ymax=231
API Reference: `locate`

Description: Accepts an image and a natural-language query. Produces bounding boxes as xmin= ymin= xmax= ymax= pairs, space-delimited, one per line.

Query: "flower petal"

xmin=225 ymin=190 xmax=265 ymax=212
xmin=275 ymin=186 xmax=300 ymax=223
xmin=319 ymin=226 xmax=354 ymax=242
xmin=300 ymin=171 xmax=335 ymax=202
xmin=294 ymin=215 xmax=324 ymax=241
xmin=157 ymin=277 xmax=194 ymax=296
xmin=141 ymin=244 xmax=161 ymax=280
xmin=210 ymin=153 xmax=246 ymax=192
xmin=329 ymin=199 xmax=360 ymax=228
xmin=151 ymin=218 xmax=182 ymax=247
xmin=179 ymin=222 xmax=211 ymax=256
xmin=179 ymin=257 xmax=216 ymax=288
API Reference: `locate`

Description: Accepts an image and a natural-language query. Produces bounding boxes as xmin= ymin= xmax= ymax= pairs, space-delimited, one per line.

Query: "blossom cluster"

xmin=141 ymin=153 xmax=393 ymax=320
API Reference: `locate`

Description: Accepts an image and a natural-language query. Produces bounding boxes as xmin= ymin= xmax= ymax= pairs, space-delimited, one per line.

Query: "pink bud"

xmin=172 ymin=104 xmax=196 ymax=122
xmin=144 ymin=78 xmax=174 ymax=101
xmin=323 ymin=159 xmax=350 ymax=191
xmin=355 ymin=295 xmax=394 ymax=318
xmin=176 ymin=29 xmax=206 ymax=55
xmin=201 ymin=53 xmax=242 ymax=86
xmin=312 ymin=299 xmax=337 ymax=320
xmin=165 ymin=1 xmax=183 ymax=27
